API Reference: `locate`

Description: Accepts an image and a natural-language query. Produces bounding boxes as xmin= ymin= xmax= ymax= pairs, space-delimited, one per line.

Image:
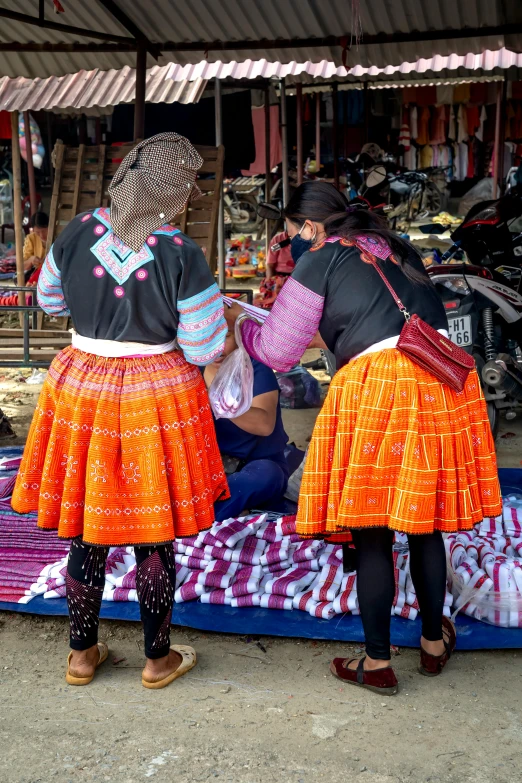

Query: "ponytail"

xmin=283 ymin=181 xmax=428 ymax=285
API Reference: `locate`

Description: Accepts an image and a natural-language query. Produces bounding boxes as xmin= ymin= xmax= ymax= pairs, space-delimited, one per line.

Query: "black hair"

xmin=30 ymin=211 xmax=49 ymax=229
xmin=283 ymin=181 xmax=427 ymax=284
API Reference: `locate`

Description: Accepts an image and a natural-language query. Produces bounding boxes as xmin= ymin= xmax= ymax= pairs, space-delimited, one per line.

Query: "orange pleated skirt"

xmin=12 ymin=347 xmax=229 ymax=546
xmin=296 ymin=349 xmax=502 ymax=539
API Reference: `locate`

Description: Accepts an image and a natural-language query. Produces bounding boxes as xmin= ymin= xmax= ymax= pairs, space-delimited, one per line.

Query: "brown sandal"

xmin=419 ymin=617 xmax=456 ymax=676
xmin=330 ymin=657 xmax=398 ymax=695
xmin=65 ymin=642 xmax=109 ymax=686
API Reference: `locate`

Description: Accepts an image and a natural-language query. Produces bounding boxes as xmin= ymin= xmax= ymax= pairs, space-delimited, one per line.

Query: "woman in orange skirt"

xmin=12 ymin=134 xmax=229 ymax=689
xmin=225 ymin=181 xmax=502 ymax=695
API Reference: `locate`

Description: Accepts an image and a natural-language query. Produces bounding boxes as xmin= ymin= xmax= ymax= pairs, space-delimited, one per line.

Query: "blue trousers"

xmin=214 ymin=459 xmax=289 ymax=522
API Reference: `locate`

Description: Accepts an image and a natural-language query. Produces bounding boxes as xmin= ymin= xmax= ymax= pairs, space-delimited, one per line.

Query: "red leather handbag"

xmin=372 ymin=262 xmax=475 ymax=392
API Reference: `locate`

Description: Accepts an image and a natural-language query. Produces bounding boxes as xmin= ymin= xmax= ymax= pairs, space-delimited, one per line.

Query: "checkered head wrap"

xmin=108 ymin=132 xmax=203 ymax=252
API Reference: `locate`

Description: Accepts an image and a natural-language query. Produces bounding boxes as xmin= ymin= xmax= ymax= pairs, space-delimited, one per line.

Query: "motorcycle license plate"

xmin=448 ymin=315 xmax=472 ymax=347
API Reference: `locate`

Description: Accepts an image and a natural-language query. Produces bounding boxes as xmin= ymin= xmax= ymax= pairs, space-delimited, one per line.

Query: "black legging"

xmin=66 ymin=538 xmax=176 ymax=659
xmin=351 ymin=528 xmax=447 ymax=660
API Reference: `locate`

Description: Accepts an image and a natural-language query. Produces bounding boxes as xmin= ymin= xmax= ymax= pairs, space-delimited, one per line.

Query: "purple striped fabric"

xmin=240 ymin=277 xmax=324 ymax=372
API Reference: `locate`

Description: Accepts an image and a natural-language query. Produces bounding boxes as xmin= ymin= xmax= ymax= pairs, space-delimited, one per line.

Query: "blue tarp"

xmin=1 ymin=443 xmax=521 ymax=650
xmin=0 ymin=596 xmax=521 ymax=650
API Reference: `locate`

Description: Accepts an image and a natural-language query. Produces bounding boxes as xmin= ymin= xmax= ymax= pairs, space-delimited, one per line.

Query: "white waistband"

xmin=72 ymin=331 xmax=177 ymax=358
xmin=352 ymin=329 xmax=449 ymax=360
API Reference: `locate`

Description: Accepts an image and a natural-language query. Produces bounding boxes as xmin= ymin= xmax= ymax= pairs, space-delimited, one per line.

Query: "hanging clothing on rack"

xmin=430 ymin=106 xmax=446 ymax=145
xmin=457 ymin=105 xmax=468 ymax=143
xmin=453 ymin=84 xmax=471 ymax=104
xmin=458 ymin=141 xmax=469 ymax=180
xmin=466 ymin=106 xmax=481 ymax=138
xmin=419 ymin=145 xmax=433 ymax=169
xmin=409 ymin=106 xmax=418 ymax=139
xmin=416 ymin=107 xmax=431 ymax=145
xmin=448 ymin=106 xmax=456 ymax=141
xmin=476 ymin=106 xmax=487 ymax=142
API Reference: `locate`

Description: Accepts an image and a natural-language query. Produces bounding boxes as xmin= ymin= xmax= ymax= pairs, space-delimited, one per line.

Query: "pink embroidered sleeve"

xmin=240 ymin=277 xmax=325 ymax=372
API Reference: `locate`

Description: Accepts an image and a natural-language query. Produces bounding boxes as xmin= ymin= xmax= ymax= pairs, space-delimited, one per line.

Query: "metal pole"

xmin=45 ymin=111 xmax=54 ymax=189
xmin=10 ymin=111 xmax=26 ymax=313
xmin=264 ymin=86 xmax=271 ymax=202
xmin=315 ymin=92 xmax=321 ymax=173
xmin=492 ymin=82 xmax=502 ymax=199
xmin=332 ymin=83 xmax=339 ymax=189
xmin=364 ymin=82 xmax=370 ymax=143
xmin=280 ymin=78 xmax=289 ymax=206
xmin=264 ymin=86 xmax=272 ymax=256
xmin=23 ymin=111 xmax=37 ymax=218
xmin=133 ymin=43 xmax=146 ymax=141
xmin=215 ymin=78 xmax=226 ymax=290
xmin=498 ymin=76 xmax=508 ymax=194
xmin=296 ymin=83 xmax=303 ymax=185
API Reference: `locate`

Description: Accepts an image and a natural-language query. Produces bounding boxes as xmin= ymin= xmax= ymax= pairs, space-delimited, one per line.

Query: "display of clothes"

xmin=396 ymin=82 xmax=522 ymax=182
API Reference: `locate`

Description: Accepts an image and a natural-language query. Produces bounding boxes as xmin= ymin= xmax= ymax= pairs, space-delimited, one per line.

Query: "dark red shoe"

xmin=419 ymin=617 xmax=456 ymax=677
xmin=330 ymin=657 xmax=398 ymax=695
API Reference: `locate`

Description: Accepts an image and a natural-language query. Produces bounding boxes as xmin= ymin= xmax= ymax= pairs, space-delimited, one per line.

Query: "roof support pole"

xmin=498 ymin=76 xmax=508 ymax=195
xmin=214 ymin=78 xmax=226 ymax=290
xmin=264 ymin=86 xmax=272 ymax=202
xmin=364 ymin=82 xmax=370 ymax=143
xmin=265 ymin=85 xmax=273 ymax=254
xmin=296 ymin=83 xmax=303 ymax=186
xmin=315 ymin=92 xmax=321 ymax=173
xmin=10 ymin=111 xmax=26 ymax=314
xmin=332 ymin=83 xmax=339 ymax=189
xmin=45 ymin=112 xmax=54 ymax=190
xmin=133 ymin=43 xmax=146 ymax=141
xmin=492 ymin=82 xmax=502 ymax=199
xmin=23 ymin=111 xmax=38 ymax=218
xmin=280 ymin=78 xmax=290 ymax=207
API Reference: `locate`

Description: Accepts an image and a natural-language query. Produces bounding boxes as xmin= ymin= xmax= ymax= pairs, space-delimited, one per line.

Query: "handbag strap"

xmin=370 ymin=260 xmax=411 ymax=322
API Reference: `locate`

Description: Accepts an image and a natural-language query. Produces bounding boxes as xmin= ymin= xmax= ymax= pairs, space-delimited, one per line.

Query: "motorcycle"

xmin=361 ymin=164 xmax=446 ymax=227
xmin=426 ymin=188 xmax=522 ymax=437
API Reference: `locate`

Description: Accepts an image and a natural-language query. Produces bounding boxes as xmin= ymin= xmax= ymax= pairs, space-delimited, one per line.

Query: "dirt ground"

xmin=0 ymin=614 xmax=521 ymax=783
xmin=1 ymin=359 xmax=522 ymax=783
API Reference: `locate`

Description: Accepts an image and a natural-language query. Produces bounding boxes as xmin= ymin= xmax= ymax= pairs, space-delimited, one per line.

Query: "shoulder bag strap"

xmin=370 ymin=260 xmax=411 ymax=322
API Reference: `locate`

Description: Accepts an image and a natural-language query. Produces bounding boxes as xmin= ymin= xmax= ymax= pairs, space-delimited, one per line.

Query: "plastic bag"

xmin=446 ymin=507 xmax=522 ymax=627
xmin=458 ymin=178 xmax=493 ymax=218
xmin=276 ymin=365 xmax=322 ymax=409
xmin=208 ymin=319 xmax=254 ymax=419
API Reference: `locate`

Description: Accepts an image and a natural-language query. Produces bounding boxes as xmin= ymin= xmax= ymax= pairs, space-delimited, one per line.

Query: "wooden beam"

xmin=46 ymin=142 xmax=65 ymax=251
xmin=23 ymin=111 xmax=38 ymax=218
xmin=133 ymin=44 xmax=147 ymax=141
xmin=0 ymin=42 xmax=136 ymax=52
xmin=296 ymin=84 xmax=303 ymax=186
xmin=492 ymin=82 xmax=502 ymax=199
xmin=332 ymin=83 xmax=339 ymax=189
xmin=10 ymin=112 xmax=26 ymax=310
xmin=280 ymin=78 xmax=289 ymax=206
xmin=71 ymin=145 xmax=86 ymax=216
xmin=0 ymin=8 xmax=135 ymax=44
xmin=159 ymin=24 xmax=522 ymax=53
xmin=315 ymin=92 xmax=321 ymax=172
xmin=96 ymin=0 xmax=161 ymax=59
xmin=265 ymin=87 xmax=271 ymax=202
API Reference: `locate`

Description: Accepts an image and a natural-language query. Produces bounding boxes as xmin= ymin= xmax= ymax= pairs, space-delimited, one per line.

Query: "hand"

xmin=24 ymin=256 xmax=36 ymax=272
xmin=307 ymin=331 xmax=328 ymax=350
xmin=224 ymin=301 xmax=244 ymax=326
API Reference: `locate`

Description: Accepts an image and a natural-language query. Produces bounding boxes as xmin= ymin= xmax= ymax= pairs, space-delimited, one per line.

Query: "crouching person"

xmin=204 ymin=329 xmax=289 ymax=521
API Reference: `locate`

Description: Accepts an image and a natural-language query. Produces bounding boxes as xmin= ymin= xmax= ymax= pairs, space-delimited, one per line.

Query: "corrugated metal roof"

xmin=167 ymin=48 xmax=522 ymax=84
xmin=0 ymin=0 xmax=520 ymax=78
xmin=1 ymin=48 xmax=520 ymax=114
xmin=0 ymin=66 xmax=206 ymax=113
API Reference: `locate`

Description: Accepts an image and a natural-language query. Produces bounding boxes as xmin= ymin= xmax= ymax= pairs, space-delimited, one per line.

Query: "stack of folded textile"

xmin=446 ymin=496 xmax=522 ymax=627
xmin=0 ymin=454 xmax=70 ymax=603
